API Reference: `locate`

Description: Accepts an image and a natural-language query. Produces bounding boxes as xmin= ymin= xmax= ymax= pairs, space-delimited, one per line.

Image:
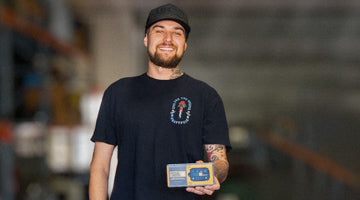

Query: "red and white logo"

xmin=170 ymin=97 xmax=192 ymax=124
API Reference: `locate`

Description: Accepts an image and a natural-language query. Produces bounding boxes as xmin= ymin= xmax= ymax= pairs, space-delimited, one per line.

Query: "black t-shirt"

xmin=91 ymin=73 xmax=231 ymax=200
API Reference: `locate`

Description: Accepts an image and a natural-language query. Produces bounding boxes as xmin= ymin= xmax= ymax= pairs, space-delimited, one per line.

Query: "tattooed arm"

xmin=205 ymin=144 xmax=229 ymax=183
xmin=185 ymin=144 xmax=229 ymax=195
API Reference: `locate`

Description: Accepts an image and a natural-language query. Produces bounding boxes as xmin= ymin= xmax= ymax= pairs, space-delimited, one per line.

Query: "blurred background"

xmin=0 ymin=0 xmax=359 ymax=199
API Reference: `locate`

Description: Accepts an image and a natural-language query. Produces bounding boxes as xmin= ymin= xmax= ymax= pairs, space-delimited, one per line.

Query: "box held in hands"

xmin=167 ymin=162 xmax=215 ymax=187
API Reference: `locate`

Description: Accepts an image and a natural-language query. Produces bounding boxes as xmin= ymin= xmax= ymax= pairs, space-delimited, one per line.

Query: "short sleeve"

xmin=202 ymin=89 xmax=232 ymax=152
xmin=91 ymin=86 xmax=118 ymax=146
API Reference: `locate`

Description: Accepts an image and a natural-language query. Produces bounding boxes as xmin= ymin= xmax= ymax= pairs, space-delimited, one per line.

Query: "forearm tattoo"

xmin=205 ymin=144 xmax=229 ymax=183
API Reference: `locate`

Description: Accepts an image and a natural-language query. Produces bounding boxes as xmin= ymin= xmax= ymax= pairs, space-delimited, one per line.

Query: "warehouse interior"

xmin=0 ymin=0 xmax=359 ymax=199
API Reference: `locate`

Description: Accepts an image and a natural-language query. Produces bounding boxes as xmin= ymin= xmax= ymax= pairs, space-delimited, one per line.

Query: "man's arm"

xmin=89 ymin=142 xmax=115 ymax=200
xmin=204 ymin=144 xmax=229 ymax=183
xmin=185 ymin=144 xmax=229 ymax=195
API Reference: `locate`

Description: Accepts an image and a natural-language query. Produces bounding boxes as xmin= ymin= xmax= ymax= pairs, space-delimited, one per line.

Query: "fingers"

xmin=205 ymin=177 xmax=220 ymax=191
xmin=186 ymin=160 xmax=219 ymax=195
xmin=186 ymin=186 xmax=216 ymax=195
xmin=185 ymin=177 xmax=220 ymax=196
xmin=186 ymin=187 xmax=205 ymax=195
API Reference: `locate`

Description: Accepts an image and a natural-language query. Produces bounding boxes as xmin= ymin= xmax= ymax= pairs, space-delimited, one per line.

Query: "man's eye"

xmin=156 ymin=30 xmax=164 ymax=33
xmin=173 ymin=32 xmax=182 ymax=36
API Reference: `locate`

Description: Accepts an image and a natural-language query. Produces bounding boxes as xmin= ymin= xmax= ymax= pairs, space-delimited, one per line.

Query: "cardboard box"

xmin=167 ymin=162 xmax=215 ymax=187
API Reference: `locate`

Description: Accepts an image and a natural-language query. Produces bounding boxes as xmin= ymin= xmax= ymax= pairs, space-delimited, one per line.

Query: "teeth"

xmin=160 ymin=47 xmax=174 ymax=50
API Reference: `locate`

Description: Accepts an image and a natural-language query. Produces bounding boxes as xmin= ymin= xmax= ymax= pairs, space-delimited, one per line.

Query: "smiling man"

xmin=89 ymin=4 xmax=231 ymax=200
xmin=145 ymin=20 xmax=187 ymax=70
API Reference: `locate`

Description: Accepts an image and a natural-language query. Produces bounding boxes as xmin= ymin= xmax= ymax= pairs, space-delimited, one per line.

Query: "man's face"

xmin=144 ymin=20 xmax=187 ymax=68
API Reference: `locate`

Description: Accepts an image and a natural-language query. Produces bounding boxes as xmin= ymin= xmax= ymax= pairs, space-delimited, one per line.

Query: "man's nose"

xmin=164 ymin=31 xmax=172 ymax=42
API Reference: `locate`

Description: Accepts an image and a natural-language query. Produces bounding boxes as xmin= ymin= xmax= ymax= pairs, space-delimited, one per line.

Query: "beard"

xmin=147 ymin=45 xmax=184 ymax=69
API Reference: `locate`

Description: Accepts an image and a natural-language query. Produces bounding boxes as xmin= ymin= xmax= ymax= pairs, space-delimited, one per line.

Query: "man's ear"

xmin=144 ymin=34 xmax=148 ymax=47
xmin=184 ymin=42 xmax=187 ymax=51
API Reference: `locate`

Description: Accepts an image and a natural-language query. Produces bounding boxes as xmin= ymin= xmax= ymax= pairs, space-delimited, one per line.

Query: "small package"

xmin=167 ymin=162 xmax=215 ymax=187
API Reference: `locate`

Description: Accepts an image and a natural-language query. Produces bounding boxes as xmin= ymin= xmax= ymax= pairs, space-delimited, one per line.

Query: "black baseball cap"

xmin=145 ymin=4 xmax=191 ymax=39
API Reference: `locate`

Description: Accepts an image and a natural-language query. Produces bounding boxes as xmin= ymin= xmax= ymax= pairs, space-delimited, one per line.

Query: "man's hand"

xmin=185 ymin=176 xmax=220 ymax=195
xmin=185 ymin=160 xmax=220 ymax=196
xmin=185 ymin=144 xmax=229 ymax=196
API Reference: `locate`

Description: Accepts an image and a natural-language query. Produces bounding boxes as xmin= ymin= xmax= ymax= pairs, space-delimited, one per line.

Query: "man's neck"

xmin=147 ymin=63 xmax=184 ymax=80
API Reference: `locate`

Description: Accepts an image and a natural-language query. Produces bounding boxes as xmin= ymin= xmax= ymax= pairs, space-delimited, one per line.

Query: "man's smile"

xmin=157 ymin=44 xmax=177 ymax=52
xmin=159 ymin=47 xmax=174 ymax=51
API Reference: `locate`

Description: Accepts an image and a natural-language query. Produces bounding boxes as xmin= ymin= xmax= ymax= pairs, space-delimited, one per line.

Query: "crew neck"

xmin=143 ymin=73 xmax=187 ymax=82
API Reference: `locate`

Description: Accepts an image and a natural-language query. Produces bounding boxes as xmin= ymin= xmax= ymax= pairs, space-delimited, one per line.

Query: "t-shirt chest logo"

xmin=170 ymin=97 xmax=192 ymax=124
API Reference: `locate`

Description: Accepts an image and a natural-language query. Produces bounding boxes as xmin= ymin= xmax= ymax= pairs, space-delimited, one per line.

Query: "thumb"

xmin=195 ymin=160 xmax=204 ymax=163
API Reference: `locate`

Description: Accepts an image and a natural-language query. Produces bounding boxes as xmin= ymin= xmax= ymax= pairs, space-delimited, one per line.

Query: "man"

xmin=89 ymin=4 xmax=231 ymax=200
